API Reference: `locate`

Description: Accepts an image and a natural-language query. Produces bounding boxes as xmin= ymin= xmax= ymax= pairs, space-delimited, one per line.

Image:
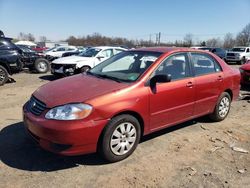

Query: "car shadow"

xmin=39 ymin=75 xmax=59 ymax=81
xmin=0 ymin=122 xmax=108 ymax=172
xmin=0 ymin=118 xmax=204 ymax=172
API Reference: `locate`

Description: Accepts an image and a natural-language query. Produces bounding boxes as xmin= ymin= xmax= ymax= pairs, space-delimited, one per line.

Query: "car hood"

xmin=241 ymin=62 xmax=250 ymax=71
xmin=33 ymin=74 xmax=129 ymax=108
xmin=52 ymin=56 xmax=94 ymax=64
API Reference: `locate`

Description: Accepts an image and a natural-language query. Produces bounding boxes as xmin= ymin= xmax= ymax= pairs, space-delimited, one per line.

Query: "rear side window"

xmin=154 ymin=53 xmax=190 ymax=81
xmin=191 ymin=53 xmax=222 ymax=76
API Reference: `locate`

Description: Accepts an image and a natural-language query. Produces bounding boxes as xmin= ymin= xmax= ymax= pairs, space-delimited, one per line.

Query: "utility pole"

xmin=149 ymin=34 xmax=152 ymax=45
xmin=158 ymin=32 xmax=161 ymax=45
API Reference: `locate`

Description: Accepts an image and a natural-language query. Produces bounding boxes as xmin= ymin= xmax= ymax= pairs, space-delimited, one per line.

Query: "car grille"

xmin=227 ymin=53 xmax=235 ymax=56
xmin=51 ymin=63 xmax=76 ymax=69
xmin=26 ymin=96 xmax=46 ymax=116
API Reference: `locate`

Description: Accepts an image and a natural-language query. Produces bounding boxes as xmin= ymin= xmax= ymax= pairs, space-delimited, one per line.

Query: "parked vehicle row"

xmin=23 ymin=47 xmax=240 ymax=162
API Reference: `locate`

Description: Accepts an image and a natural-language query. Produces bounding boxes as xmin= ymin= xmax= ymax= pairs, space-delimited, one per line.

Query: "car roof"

xmin=132 ymin=47 xmax=199 ymax=53
xmin=92 ymin=46 xmax=126 ymax=50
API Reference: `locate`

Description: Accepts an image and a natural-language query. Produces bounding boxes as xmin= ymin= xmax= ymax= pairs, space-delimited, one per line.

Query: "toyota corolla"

xmin=23 ymin=47 xmax=240 ymax=162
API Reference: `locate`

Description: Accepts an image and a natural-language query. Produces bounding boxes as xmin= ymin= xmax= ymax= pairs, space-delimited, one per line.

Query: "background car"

xmin=23 ymin=47 xmax=240 ymax=162
xmin=51 ymin=46 xmax=126 ymax=76
xmin=0 ymin=36 xmax=23 ymax=85
xmin=199 ymin=47 xmax=226 ymax=60
xmin=17 ymin=45 xmax=50 ymax=73
xmin=239 ymin=60 xmax=250 ymax=85
xmin=45 ymin=46 xmax=78 ymax=59
xmin=225 ymin=47 xmax=250 ymax=65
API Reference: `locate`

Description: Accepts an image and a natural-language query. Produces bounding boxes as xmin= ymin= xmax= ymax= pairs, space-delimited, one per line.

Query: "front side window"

xmin=154 ymin=53 xmax=190 ymax=81
xmin=191 ymin=53 xmax=222 ymax=76
xmin=89 ymin=51 xmax=162 ymax=82
xmin=56 ymin=47 xmax=66 ymax=51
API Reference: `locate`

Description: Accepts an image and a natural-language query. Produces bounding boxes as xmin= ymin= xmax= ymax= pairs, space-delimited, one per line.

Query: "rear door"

xmin=149 ymin=52 xmax=195 ymax=130
xmin=190 ymin=52 xmax=223 ymax=117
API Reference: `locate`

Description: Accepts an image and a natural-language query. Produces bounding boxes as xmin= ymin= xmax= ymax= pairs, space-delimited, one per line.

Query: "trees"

xmin=18 ymin=32 xmax=35 ymax=41
xmin=206 ymin=38 xmax=222 ymax=47
xmin=183 ymin=33 xmax=194 ymax=47
xmin=223 ymin=33 xmax=235 ymax=49
xmin=236 ymin=23 xmax=250 ymax=46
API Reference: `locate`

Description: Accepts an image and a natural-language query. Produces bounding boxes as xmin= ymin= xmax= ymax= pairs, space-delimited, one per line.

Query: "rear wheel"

xmin=34 ymin=58 xmax=50 ymax=73
xmin=99 ymin=114 xmax=141 ymax=162
xmin=0 ymin=65 xmax=9 ymax=86
xmin=209 ymin=92 xmax=231 ymax=121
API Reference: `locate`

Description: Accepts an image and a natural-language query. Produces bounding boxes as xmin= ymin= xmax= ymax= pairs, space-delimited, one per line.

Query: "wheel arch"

xmin=97 ymin=110 xmax=145 ymax=152
xmin=0 ymin=62 xmax=11 ymax=74
xmin=224 ymin=88 xmax=233 ymax=100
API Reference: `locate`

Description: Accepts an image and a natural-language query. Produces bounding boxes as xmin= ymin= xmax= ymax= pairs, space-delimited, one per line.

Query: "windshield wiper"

xmin=97 ymin=74 xmax=123 ymax=83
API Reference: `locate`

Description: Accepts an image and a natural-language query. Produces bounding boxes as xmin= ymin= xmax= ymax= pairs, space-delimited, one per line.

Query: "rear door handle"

xmin=186 ymin=82 xmax=193 ymax=87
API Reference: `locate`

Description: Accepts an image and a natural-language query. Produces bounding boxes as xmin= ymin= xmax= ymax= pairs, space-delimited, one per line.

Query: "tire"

xmin=80 ymin=66 xmax=90 ymax=73
xmin=99 ymin=114 xmax=141 ymax=162
xmin=237 ymin=57 xmax=246 ymax=65
xmin=34 ymin=58 xmax=50 ymax=73
xmin=0 ymin=65 xmax=9 ymax=86
xmin=209 ymin=92 xmax=231 ymax=122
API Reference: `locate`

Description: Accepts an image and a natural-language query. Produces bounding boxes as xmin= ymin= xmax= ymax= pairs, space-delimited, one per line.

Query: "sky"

xmin=0 ymin=0 xmax=250 ymax=43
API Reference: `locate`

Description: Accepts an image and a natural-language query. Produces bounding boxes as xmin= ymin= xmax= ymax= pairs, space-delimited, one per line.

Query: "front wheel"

xmin=34 ymin=58 xmax=50 ymax=73
xmin=209 ymin=92 xmax=231 ymax=122
xmin=80 ymin=66 xmax=91 ymax=73
xmin=99 ymin=114 xmax=141 ymax=162
xmin=0 ymin=65 xmax=9 ymax=86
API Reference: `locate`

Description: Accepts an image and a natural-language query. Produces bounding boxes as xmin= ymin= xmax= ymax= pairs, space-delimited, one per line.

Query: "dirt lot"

xmin=0 ymin=67 xmax=250 ymax=188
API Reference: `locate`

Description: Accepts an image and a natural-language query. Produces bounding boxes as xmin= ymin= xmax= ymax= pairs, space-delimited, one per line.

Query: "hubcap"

xmin=38 ymin=62 xmax=47 ymax=71
xmin=110 ymin=122 xmax=137 ymax=156
xmin=218 ymin=97 xmax=230 ymax=118
xmin=0 ymin=68 xmax=6 ymax=82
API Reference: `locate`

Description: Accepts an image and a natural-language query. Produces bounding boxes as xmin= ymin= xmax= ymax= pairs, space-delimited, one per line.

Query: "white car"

xmin=45 ymin=46 xmax=78 ymax=58
xmin=225 ymin=47 xmax=250 ymax=65
xmin=51 ymin=46 xmax=126 ymax=76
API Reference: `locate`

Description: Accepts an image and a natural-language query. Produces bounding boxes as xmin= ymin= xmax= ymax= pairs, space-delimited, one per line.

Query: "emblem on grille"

xmin=31 ymin=101 xmax=36 ymax=108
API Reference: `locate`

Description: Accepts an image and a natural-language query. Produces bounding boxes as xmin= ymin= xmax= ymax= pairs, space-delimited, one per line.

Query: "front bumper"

xmin=51 ymin=63 xmax=77 ymax=76
xmin=23 ymin=104 xmax=108 ymax=156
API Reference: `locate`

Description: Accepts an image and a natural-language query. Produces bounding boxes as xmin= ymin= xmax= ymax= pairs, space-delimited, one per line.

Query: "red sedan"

xmin=23 ymin=47 xmax=240 ymax=162
xmin=240 ymin=60 xmax=250 ymax=85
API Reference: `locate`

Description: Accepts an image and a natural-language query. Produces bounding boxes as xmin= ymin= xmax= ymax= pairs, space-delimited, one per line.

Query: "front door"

xmin=149 ymin=53 xmax=195 ymax=131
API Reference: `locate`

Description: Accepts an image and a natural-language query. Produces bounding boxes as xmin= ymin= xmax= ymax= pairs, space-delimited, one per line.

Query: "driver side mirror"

xmin=149 ymin=74 xmax=171 ymax=92
xmin=97 ymin=55 xmax=105 ymax=60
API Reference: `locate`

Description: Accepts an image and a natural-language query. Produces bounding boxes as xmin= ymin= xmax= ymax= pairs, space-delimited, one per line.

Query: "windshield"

xmin=78 ymin=48 xmax=101 ymax=57
xmin=17 ymin=45 xmax=35 ymax=53
xmin=89 ymin=51 xmax=162 ymax=82
xmin=231 ymin=48 xmax=245 ymax=52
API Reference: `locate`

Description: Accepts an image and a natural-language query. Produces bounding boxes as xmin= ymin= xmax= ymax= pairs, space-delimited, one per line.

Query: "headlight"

xmin=45 ymin=103 xmax=92 ymax=120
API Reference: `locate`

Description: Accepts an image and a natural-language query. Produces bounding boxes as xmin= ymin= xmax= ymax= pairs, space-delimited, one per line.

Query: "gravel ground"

xmin=0 ymin=66 xmax=250 ymax=188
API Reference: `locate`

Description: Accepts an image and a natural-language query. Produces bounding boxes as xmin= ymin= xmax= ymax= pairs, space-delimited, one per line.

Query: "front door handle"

xmin=186 ymin=81 xmax=193 ymax=87
xmin=217 ymin=75 xmax=223 ymax=81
